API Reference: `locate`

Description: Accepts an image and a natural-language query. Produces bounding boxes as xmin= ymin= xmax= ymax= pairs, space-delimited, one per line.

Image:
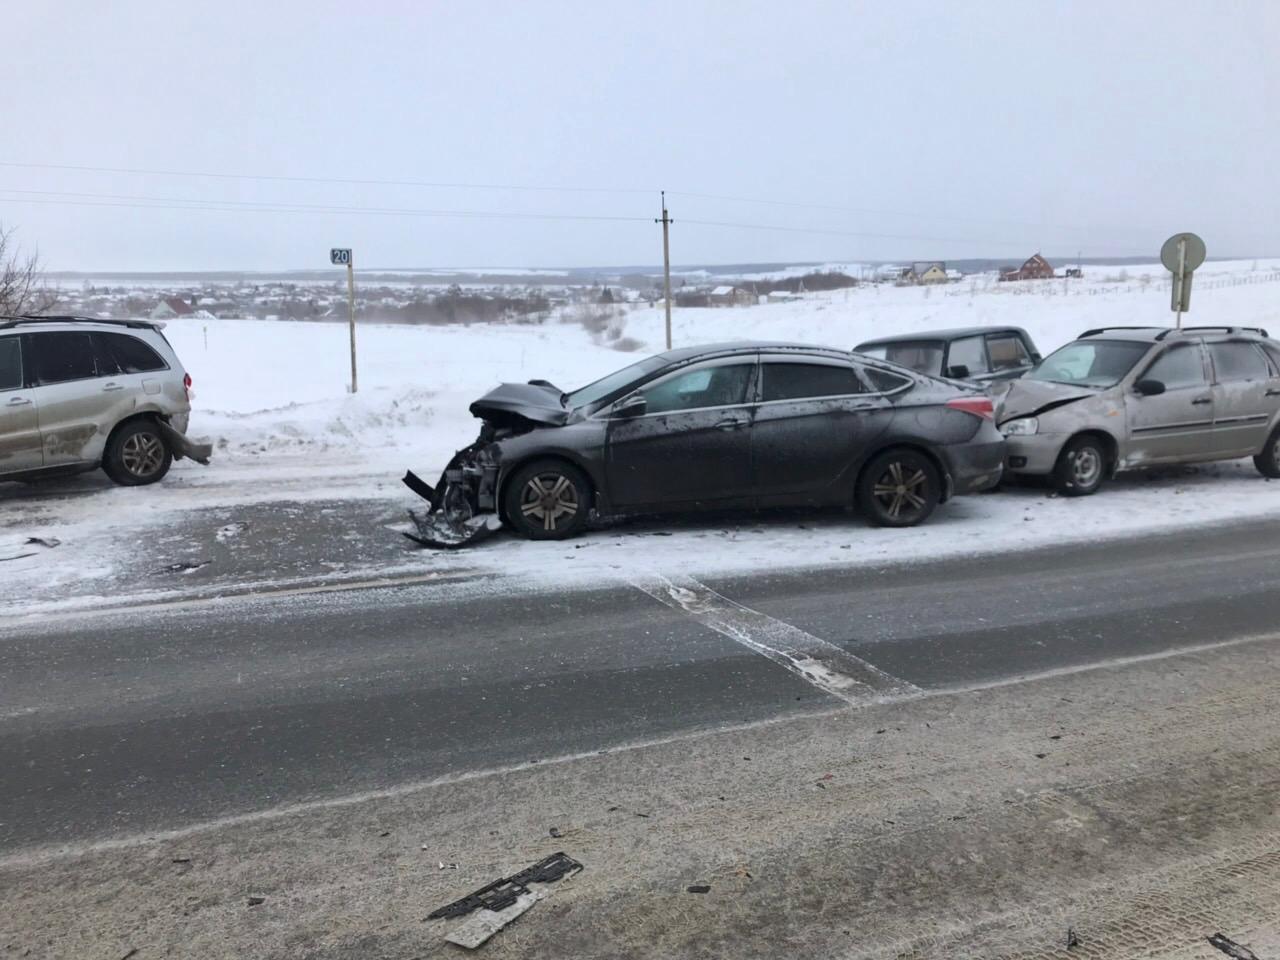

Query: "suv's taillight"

xmin=183 ymin=373 xmax=192 ymax=401
xmin=946 ymin=396 xmax=993 ymax=420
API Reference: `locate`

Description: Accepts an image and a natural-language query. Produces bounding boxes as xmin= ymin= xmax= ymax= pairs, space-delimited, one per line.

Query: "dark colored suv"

xmin=855 ymin=326 xmax=1042 ymax=384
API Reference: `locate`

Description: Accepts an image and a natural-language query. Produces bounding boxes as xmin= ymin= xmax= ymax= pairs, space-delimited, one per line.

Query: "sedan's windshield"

xmin=1027 ymin=340 xmax=1150 ymax=388
xmin=856 ymin=341 xmax=944 ymax=377
xmin=565 ymin=355 xmax=670 ymax=409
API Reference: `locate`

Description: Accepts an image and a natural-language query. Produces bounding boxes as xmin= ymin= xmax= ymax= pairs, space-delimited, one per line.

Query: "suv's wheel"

xmin=503 ymin=459 xmax=591 ymax=540
xmin=858 ymin=449 xmax=941 ymax=527
xmin=1255 ymin=425 xmax=1280 ymax=479
xmin=1053 ymin=435 xmax=1106 ymax=496
xmin=103 ymin=420 xmax=173 ymax=486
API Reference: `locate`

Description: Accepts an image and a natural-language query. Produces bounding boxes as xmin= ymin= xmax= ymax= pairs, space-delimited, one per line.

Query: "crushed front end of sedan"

xmin=402 ymin=380 xmax=572 ymax=548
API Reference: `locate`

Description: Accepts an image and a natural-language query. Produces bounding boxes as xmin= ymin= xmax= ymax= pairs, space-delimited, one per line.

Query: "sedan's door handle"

xmin=1266 ymin=389 xmax=1280 ymax=397
xmin=1191 ymin=397 xmax=1212 ymax=405
xmin=102 ymin=382 xmax=125 ymax=392
xmin=714 ymin=417 xmax=747 ymax=431
xmin=5 ymin=396 xmax=31 ymax=406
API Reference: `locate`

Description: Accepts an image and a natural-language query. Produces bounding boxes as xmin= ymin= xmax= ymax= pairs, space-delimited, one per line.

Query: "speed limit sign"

xmin=330 ymin=248 xmax=352 ymax=266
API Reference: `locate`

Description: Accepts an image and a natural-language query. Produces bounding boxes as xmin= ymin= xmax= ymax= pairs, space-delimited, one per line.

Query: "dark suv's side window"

xmin=0 ymin=337 xmax=21 ymax=391
xmin=1210 ymin=342 xmax=1270 ymax=382
xmin=761 ymin=362 xmax=866 ymax=401
xmin=987 ymin=334 xmax=1031 ymax=371
xmin=30 ymin=332 xmax=99 ymax=384
xmin=104 ymin=332 xmax=167 ymax=373
xmin=947 ymin=336 xmax=989 ymax=376
xmin=1144 ymin=344 xmax=1206 ymax=390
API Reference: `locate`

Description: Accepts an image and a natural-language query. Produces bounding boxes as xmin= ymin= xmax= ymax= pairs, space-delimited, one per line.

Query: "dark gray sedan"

xmin=408 ymin=342 xmax=1005 ymax=542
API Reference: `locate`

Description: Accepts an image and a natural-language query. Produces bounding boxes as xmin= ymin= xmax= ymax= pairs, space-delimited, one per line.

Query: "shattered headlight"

xmin=1001 ymin=417 xmax=1039 ymax=436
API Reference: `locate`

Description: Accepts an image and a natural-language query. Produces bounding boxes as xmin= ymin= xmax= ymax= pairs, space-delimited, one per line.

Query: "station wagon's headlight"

xmin=1001 ymin=417 xmax=1039 ymax=436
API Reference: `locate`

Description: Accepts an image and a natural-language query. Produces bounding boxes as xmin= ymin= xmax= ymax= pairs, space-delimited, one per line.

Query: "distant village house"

xmin=1000 ymin=253 xmax=1055 ymax=282
xmin=709 ymin=285 xmax=757 ymax=307
xmin=150 ymin=296 xmax=196 ymax=320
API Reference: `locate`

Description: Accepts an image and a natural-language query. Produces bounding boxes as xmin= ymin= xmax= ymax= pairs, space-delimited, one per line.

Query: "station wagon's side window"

xmin=1209 ymin=342 xmax=1270 ymax=382
xmin=760 ymin=362 xmax=866 ymax=402
xmin=104 ymin=333 xmax=168 ymax=373
xmin=30 ymin=332 xmax=98 ymax=384
xmin=1144 ymin=344 xmax=1206 ymax=389
xmin=0 ymin=337 xmax=21 ymax=391
xmin=641 ymin=363 xmax=754 ymax=414
xmin=948 ymin=336 xmax=989 ymax=375
xmin=986 ymin=334 xmax=1030 ymax=371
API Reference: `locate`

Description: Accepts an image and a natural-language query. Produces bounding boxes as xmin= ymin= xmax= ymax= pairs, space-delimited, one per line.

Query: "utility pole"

xmin=346 ymin=255 xmax=358 ymax=392
xmin=656 ymin=191 xmax=673 ymax=350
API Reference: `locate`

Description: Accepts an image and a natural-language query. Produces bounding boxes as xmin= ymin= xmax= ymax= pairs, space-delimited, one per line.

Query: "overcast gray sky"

xmin=3 ymin=0 xmax=1276 ymax=271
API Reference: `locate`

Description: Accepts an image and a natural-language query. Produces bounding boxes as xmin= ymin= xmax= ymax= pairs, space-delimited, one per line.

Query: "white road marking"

xmin=631 ymin=572 xmax=921 ymax=705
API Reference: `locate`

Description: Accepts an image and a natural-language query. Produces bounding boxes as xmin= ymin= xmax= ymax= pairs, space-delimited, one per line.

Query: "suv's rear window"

xmin=104 ymin=332 xmax=167 ymax=373
xmin=0 ymin=337 xmax=21 ymax=391
xmin=30 ymin=332 xmax=98 ymax=384
xmin=1210 ymin=342 xmax=1270 ymax=382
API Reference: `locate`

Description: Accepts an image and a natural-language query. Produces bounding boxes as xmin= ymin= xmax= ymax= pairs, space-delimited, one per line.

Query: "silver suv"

xmin=0 ymin=317 xmax=211 ymax=486
xmin=997 ymin=325 xmax=1280 ymax=495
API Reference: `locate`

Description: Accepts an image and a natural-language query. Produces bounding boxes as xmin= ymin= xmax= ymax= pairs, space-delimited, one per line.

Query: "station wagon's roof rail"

xmin=1158 ymin=325 xmax=1270 ymax=340
xmin=0 ymin=315 xmax=160 ymax=331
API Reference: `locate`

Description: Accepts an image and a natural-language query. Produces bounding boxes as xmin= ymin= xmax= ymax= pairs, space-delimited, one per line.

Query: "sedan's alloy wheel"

xmin=520 ymin=473 xmax=580 ymax=532
xmin=872 ymin=460 xmax=929 ymax=521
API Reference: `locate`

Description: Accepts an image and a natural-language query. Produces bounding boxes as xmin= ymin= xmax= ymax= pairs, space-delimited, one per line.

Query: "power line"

xmin=0 ymin=160 xmax=653 ymax=197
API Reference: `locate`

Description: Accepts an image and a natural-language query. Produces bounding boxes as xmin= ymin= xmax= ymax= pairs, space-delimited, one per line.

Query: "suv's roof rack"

xmin=0 ymin=315 xmax=159 ymax=331
xmin=1078 ymin=325 xmax=1162 ymax=338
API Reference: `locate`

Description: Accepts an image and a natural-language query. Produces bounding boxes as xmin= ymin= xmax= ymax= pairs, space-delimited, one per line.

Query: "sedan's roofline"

xmin=654 ymin=340 xmax=850 ymax=362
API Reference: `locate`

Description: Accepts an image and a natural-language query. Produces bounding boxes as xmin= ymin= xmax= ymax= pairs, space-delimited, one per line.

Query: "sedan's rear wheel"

xmin=503 ymin=459 xmax=591 ymax=540
xmin=858 ymin=449 xmax=941 ymax=527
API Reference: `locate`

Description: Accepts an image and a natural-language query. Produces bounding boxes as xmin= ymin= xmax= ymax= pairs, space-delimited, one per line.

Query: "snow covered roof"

xmin=711 ymin=285 xmax=735 ymax=296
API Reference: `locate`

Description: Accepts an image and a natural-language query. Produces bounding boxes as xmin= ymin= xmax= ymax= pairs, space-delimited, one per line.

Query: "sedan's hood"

xmin=469 ymin=381 xmax=570 ymax=427
xmin=997 ymin=379 xmax=1098 ymax=424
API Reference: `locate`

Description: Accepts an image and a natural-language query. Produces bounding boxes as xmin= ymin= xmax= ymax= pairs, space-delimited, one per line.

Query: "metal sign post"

xmin=330 ymin=248 xmax=357 ymax=393
xmin=1160 ymin=232 xmax=1206 ymax=329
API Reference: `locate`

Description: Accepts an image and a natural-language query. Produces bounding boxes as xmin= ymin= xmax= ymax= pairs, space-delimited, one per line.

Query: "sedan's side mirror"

xmin=1135 ymin=378 xmax=1166 ymax=397
xmin=614 ymin=393 xmax=647 ymax=418
xmin=946 ymin=364 xmax=971 ymax=379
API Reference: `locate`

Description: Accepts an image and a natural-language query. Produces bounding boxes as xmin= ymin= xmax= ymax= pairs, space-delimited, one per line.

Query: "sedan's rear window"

xmin=761 ymin=362 xmax=865 ymax=401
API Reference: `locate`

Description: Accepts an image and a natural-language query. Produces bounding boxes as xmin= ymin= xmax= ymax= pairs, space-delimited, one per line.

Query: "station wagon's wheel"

xmin=1254 ymin=424 xmax=1280 ymax=479
xmin=103 ymin=420 xmax=173 ymax=486
xmin=503 ymin=459 xmax=591 ymax=541
xmin=1053 ymin=435 xmax=1107 ymax=496
xmin=858 ymin=449 xmax=941 ymax=527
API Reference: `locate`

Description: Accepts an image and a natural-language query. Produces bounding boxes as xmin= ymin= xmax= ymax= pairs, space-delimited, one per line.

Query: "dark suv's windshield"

xmin=856 ymin=341 xmax=944 ymax=377
xmin=1028 ymin=340 xmax=1150 ymax=388
xmin=565 ymin=355 xmax=670 ymax=409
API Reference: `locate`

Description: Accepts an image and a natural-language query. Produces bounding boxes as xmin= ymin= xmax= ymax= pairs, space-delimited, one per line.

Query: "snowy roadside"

xmin=3 ymin=456 xmax=1279 ymax=619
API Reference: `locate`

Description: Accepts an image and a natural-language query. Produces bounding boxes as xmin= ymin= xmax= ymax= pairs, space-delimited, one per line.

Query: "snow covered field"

xmin=4 ymin=257 xmax=1280 ymax=612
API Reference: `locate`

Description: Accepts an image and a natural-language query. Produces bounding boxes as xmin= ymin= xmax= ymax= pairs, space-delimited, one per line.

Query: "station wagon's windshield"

xmin=1027 ymin=340 xmax=1150 ymax=388
xmin=565 ymin=355 xmax=670 ymax=409
xmin=856 ymin=341 xmax=944 ymax=377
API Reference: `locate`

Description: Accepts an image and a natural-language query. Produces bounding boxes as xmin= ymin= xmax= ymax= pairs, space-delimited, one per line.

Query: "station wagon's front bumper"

xmin=1002 ymin=434 xmax=1066 ymax=476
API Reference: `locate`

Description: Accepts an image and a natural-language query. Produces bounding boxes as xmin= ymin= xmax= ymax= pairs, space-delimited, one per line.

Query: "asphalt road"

xmin=3 ymin=516 xmax=1279 ymax=855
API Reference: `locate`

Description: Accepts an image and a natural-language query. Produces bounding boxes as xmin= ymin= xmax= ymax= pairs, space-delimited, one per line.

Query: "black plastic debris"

xmin=549 ymin=827 xmax=563 ymax=838
xmin=1066 ymin=927 xmax=1080 ymax=949
xmin=160 ymin=560 xmax=212 ymax=574
xmin=426 ymin=852 xmax=583 ymax=921
xmin=24 ymin=536 xmax=60 ymax=549
xmin=1207 ymin=933 xmax=1260 ymax=960
xmin=404 ymin=510 xmax=504 ymax=550
xmin=686 ymin=885 xmax=711 ymax=894
xmin=247 ymin=896 xmax=266 ymax=906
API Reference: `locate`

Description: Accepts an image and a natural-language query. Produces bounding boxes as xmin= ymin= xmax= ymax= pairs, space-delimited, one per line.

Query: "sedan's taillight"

xmin=946 ymin=396 xmax=994 ymax=420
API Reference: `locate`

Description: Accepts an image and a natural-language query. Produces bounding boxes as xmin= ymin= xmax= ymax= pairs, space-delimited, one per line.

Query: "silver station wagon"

xmin=997 ymin=325 xmax=1280 ymax=495
xmin=0 ymin=316 xmax=211 ymax=486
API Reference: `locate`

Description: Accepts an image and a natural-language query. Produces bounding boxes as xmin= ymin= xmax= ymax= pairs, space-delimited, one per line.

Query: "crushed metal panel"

xmin=426 ymin=852 xmax=583 ymax=921
xmin=444 ymin=889 xmax=545 ymax=949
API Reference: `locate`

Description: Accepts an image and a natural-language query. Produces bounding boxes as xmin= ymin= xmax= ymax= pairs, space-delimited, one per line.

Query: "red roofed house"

xmin=150 ymin=296 xmax=196 ymax=320
xmin=999 ymin=253 xmax=1055 ymax=282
